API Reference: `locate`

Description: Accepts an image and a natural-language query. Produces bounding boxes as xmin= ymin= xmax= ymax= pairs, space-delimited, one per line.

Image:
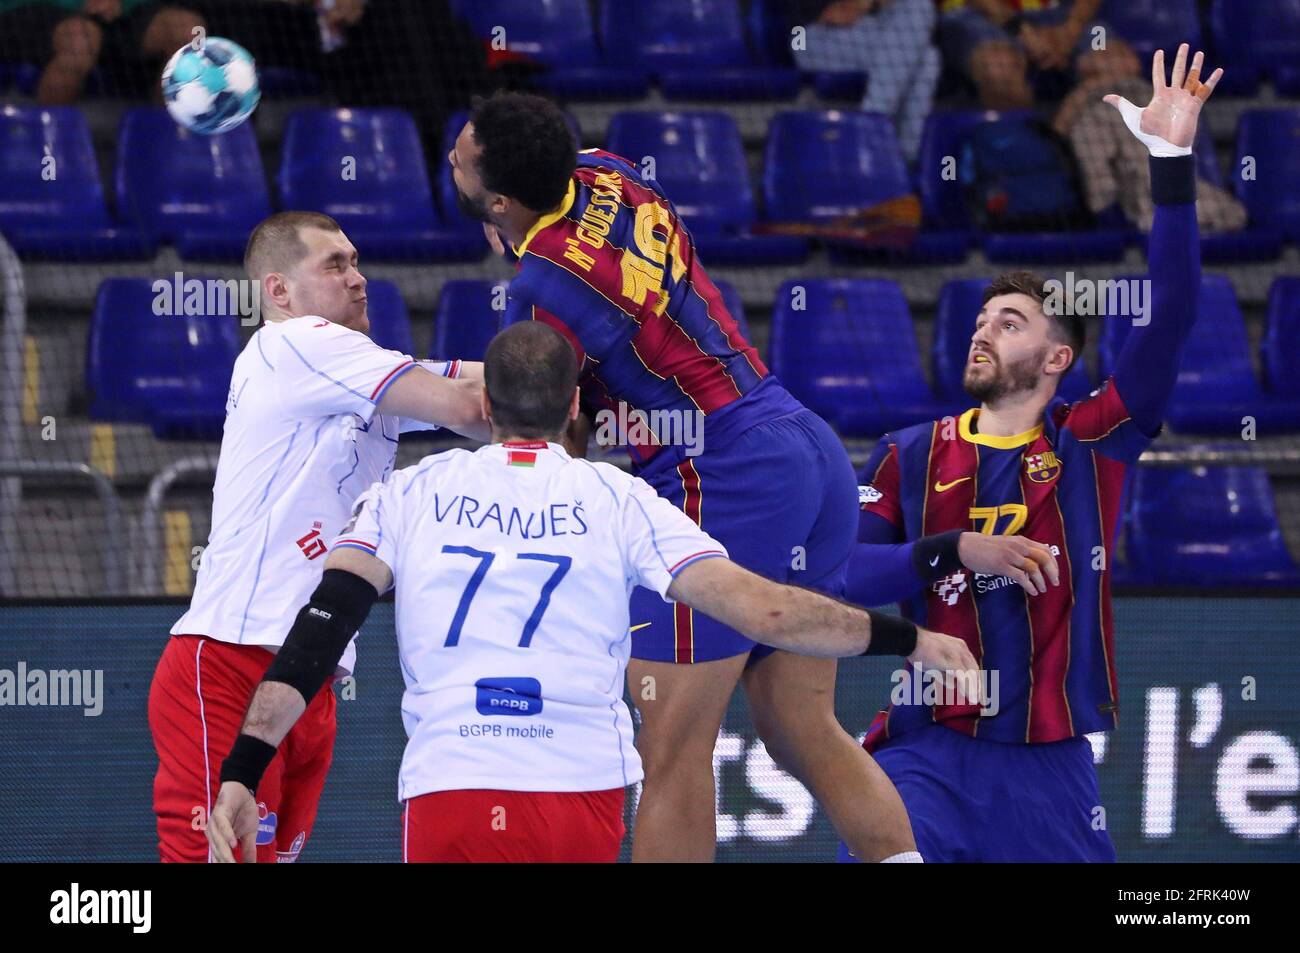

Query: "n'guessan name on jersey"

xmin=432 ymin=494 xmax=589 ymax=539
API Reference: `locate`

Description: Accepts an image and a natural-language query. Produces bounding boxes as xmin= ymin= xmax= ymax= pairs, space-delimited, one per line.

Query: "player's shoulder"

xmin=890 ymin=416 xmax=947 ymax=453
xmin=566 ymin=456 xmax=638 ymax=501
xmin=273 ymin=314 xmax=370 ymax=355
xmin=386 ymin=448 xmax=472 ymax=493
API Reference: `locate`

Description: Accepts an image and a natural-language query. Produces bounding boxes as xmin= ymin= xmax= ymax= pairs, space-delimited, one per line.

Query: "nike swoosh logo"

xmin=934 ymin=477 xmax=972 ymax=493
xmin=630 ymin=623 xmax=652 ymax=633
xmin=929 ymin=555 xmax=940 ymax=567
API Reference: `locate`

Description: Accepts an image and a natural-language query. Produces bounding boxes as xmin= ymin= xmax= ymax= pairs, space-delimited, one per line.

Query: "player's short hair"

xmin=244 ymin=211 xmax=342 ymax=279
xmin=984 ymin=270 xmax=1086 ymax=370
xmin=469 ymin=91 xmax=576 ymax=213
xmin=484 ymin=322 xmax=578 ymax=439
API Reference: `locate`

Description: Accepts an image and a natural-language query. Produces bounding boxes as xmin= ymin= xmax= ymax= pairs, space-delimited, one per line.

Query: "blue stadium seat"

xmin=0 ymin=106 xmax=152 ymax=260
xmin=767 ymin=110 xmax=962 ymax=263
xmin=432 ymin=280 xmax=507 ymax=362
xmin=600 ymin=0 xmax=800 ymax=100
xmin=711 ymin=279 xmax=753 ymax=344
xmin=1262 ymin=277 xmax=1300 ymax=406
xmin=452 ymin=0 xmax=647 ymax=99
xmin=256 ymin=66 xmax=324 ymax=98
xmin=1210 ymin=0 xmax=1300 ymax=95
xmin=278 ymin=108 xmax=483 ymax=262
xmin=1234 ymin=109 xmax=1300 ymax=244
xmin=364 ymin=280 xmax=415 ymax=356
xmin=87 ymin=278 xmax=240 ymax=440
xmin=765 ymin=111 xmax=910 ymax=221
xmin=1099 ymin=275 xmax=1299 ymax=434
xmin=768 ymin=278 xmax=947 ymax=436
xmin=1126 ymin=465 xmax=1300 ymax=586
xmin=932 ymin=278 xmax=1091 ymax=407
xmin=1100 ymin=0 xmax=1201 ymax=67
xmin=115 ymin=108 xmax=270 ymax=261
xmin=917 ymin=110 xmax=1125 ymax=264
xmin=605 ymin=111 xmax=805 ymax=264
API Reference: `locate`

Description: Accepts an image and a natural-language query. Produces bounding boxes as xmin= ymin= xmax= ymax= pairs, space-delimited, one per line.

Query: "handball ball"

xmin=161 ymin=37 xmax=260 ymax=136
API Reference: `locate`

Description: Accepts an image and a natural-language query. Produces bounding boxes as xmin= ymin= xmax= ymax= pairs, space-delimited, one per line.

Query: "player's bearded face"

xmin=455 ymin=183 xmax=494 ymax=224
xmin=963 ymin=341 xmax=1049 ymax=404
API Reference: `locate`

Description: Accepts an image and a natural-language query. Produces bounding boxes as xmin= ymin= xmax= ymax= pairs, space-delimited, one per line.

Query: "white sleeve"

xmin=621 ymin=476 xmax=727 ymax=599
xmin=331 ymin=479 xmax=400 ymax=590
xmin=274 ymin=318 xmax=417 ymax=422
xmin=399 ymin=359 xmax=463 ymax=434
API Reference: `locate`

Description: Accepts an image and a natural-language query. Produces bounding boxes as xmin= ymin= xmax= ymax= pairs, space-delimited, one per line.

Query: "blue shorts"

xmin=839 ymin=723 xmax=1117 ymax=862
xmin=629 ymin=405 xmax=857 ymax=663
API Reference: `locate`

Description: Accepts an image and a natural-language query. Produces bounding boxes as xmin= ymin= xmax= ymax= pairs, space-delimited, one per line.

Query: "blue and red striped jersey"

xmin=859 ymin=386 xmax=1148 ymax=746
xmin=504 ymin=149 xmax=771 ymax=466
xmin=852 ymin=155 xmax=1203 ymax=749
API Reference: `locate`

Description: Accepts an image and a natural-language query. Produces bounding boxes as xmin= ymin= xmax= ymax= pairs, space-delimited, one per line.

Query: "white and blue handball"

xmin=161 ymin=37 xmax=260 ymax=136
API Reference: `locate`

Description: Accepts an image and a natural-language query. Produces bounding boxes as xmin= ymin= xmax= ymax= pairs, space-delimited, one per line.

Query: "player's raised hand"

xmin=207 ymin=780 xmax=260 ymax=864
xmin=1103 ymin=44 xmax=1223 ymax=154
xmin=958 ymin=532 xmax=1060 ymax=596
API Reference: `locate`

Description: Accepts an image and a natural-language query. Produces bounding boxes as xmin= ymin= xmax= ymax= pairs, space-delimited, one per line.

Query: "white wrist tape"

xmin=1109 ymin=96 xmax=1193 ymax=157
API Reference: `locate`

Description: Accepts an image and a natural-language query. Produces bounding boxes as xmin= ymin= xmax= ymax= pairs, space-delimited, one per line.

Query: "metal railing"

xmin=0 ymin=461 xmax=126 ymax=595
xmin=137 ymin=453 xmax=219 ymax=596
xmin=0 ymin=235 xmax=25 ymax=595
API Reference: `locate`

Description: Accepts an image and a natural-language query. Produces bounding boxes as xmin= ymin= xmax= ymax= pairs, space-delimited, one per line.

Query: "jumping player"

xmin=148 ymin=211 xmax=488 ymax=863
xmin=448 ymin=91 xmax=923 ymax=861
xmin=840 ymin=46 xmax=1221 ymax=861
xmin=205 ymin=323 xmax=977 ymax=863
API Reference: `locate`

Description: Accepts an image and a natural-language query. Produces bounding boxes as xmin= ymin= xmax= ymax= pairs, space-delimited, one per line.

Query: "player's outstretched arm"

xmin=207 ymin=548 xmax=391 ymax=863
xmin=1101 ymin=44 xmax=1221 ymax=435
xmin=666 ymin=556 xmax=978 ymax=679
xmin=378 ymin=367 xmax=490 ymax=441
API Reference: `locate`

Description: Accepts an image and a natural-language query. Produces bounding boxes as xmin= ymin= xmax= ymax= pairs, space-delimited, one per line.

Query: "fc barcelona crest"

xmin=1025 ymin=450 xmax=1061 ymax=484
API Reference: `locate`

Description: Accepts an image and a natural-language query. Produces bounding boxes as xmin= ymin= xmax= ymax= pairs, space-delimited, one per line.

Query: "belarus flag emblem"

xmin=505 ymin=441 xmax=546 ymax=468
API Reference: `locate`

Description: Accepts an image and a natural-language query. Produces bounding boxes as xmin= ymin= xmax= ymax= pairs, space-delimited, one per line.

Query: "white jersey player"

xmin=205 ymin=322 xmax=977 ymax=864
xmin=148 ymin=211 xmax=488 ymax=864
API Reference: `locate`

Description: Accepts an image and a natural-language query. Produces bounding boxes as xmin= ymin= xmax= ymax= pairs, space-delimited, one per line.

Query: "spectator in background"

xmin=0 ymin=0 xmax=203 ymax=104
xmin=936 ymin=0 xmax=1138 ymax=108
xmin=193 ymin=0 xmax=486 ymax=157
xmin=791 ymin=0 xmax=940 ymax=162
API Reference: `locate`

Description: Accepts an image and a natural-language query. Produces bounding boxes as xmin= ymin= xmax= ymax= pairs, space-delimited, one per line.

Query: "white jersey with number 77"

xmin=335 ymin=440 xmax=728 ymax=800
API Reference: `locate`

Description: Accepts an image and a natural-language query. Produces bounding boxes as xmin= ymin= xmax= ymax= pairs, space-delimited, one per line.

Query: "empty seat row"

xmin=4 ymin=104 xmax=1299 ymax=264
xmin=453 ymin=0 xmax=799 ymax=101
xmin=83 ymin=273 xmax=1300 ymax=442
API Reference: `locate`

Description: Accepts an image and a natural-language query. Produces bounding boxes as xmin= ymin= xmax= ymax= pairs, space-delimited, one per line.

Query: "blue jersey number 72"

xmin=440 ymin=545 xmax=572 ymax=649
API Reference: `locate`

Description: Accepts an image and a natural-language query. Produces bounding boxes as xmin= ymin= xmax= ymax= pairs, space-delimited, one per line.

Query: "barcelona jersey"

xmin=503 ymin=149 xmax=771 ymax=467
xmin=859 ymin=383 xmax=1153 ymax=746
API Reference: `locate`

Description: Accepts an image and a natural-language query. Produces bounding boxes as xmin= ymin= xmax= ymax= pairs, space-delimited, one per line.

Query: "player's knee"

xmin=52 ymin=17 xmax=102 ymax=66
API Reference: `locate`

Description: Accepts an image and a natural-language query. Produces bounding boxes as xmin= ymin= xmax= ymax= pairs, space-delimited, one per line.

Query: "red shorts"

xmin=148 ymin=634 xmax=337 ymax=863
xmin=403 ymin=788 xmax=626 ymax=862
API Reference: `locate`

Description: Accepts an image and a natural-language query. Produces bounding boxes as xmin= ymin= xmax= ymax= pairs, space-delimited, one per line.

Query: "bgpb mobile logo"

xmin=475 ymin=677 xmax=543 ymax=717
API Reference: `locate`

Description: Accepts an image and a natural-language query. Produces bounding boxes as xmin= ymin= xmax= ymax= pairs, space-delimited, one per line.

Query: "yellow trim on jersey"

xmin=958 ymin=408 xmax=1042 ymax=449
xmin=512 ymin=179 xmax=577 ymax=257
